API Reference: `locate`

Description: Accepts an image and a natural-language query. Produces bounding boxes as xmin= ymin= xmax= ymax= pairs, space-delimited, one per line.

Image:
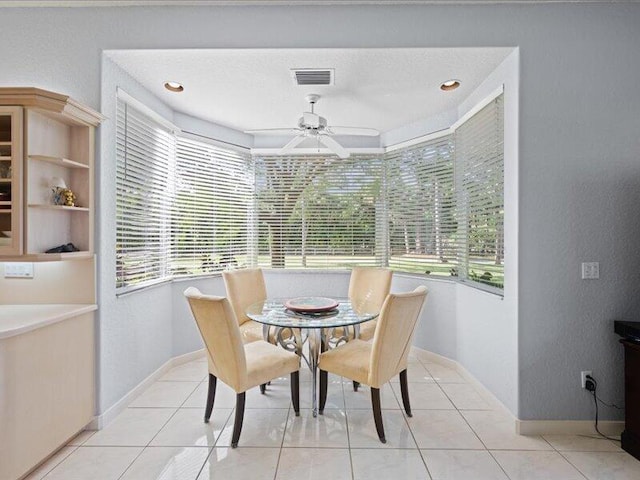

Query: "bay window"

xmin=115 ymin=92 xmax=504 ymax=293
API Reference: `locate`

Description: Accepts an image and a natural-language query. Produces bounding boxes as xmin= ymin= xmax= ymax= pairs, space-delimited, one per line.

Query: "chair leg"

xmin=371 ymin=387 xmax=386 ymax=443
xmin=319 ymin=369 xmax=328 ymax=414
xmin=290 ymin=371 xmax=300 ymax=416
xmin=399 ymin=369 xmax=412 ymax=417
xmin=260 ymin=383 xmax=267 ymax=394
xmin=204 ymin=374 xmax=217 ymax=423
xmin=353 ymin=381 xmax=360 ymax=392
xmin=231 ymin=392 xmax=246 ymax=448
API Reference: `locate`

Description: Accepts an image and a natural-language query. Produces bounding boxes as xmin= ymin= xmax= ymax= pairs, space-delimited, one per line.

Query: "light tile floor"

xmin=26 ymin=353 xmax=640 ymax=480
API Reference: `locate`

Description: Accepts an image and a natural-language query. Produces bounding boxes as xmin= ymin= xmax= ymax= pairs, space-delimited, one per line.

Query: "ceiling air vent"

xmin=291 ymin=68 xmax=335 ymax=86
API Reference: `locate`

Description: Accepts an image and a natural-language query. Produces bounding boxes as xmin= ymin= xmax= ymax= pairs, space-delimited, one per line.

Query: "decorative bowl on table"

xmin=284 ymin=297 xmax=339 ymax=313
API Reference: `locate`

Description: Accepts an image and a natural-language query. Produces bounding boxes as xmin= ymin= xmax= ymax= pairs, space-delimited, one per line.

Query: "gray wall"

xmin=1 ymin=3 xmax=639 ymax=421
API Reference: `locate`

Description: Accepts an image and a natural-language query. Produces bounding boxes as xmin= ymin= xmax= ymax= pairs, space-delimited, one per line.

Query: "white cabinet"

xmin=0 ymin=106 xmax=23 ymax=256
xmin=0 ymin=88 xmax=103 ymax=260
xmin=0 ymin=306 xmax=96 ymax=480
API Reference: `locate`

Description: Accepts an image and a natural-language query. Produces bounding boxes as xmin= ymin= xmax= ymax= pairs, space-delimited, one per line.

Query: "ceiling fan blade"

xmin=318 ymin=135 xmax=350 ymax=159
xmin=280 ymin=135 xmax=307 ymax=154
xmin=245 ymin=128 xmax=301 ymax=136
xmin=326 ymin=126 xmax=380 ymax=137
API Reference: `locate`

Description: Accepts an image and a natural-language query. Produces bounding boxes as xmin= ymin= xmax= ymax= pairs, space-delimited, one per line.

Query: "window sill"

xmin=115 ymin=278 xmax=172 ymax=298
xmin=456 ymin=279 xmax=505 ymax=298
xmin=115 ymin=269 xmax=504 ymax=298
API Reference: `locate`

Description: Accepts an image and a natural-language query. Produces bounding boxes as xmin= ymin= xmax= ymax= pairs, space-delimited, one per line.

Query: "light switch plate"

xmin=4 ymin=262 xmax=34 ymax=279
xmin=581 ymin=262 xmax=599 ymax=280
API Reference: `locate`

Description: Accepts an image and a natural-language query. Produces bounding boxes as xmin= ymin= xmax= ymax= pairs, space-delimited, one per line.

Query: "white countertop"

xmin=0 ymin=304 xmax=97 ymax=339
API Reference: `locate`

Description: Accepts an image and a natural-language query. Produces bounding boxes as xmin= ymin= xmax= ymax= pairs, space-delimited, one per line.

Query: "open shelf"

xmin=28 ymin=204 xmax=89 ymax=212
xmin=0 ymin=201 xmax=11 ymax=206
xmin=0 ymin=89 xmax=103 ymax=260
xmin=0 ymin=251 xmax=92 ymax=262
xmin=29 ymin=155 xmax=89 ymax=169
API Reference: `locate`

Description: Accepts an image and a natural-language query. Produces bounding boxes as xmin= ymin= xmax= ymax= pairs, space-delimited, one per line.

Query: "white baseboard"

xmin=411 ymin=346 xmax=515 ymax=419
xmin=411 ymin=347 xmax=459 ymax=370
xmin=410 ymin=346 xmax=624 ymax=437
xmin=516 ymin=419 xmax=625 ymax=436
xmin=87 ymin=348 xmax=206 ymax=430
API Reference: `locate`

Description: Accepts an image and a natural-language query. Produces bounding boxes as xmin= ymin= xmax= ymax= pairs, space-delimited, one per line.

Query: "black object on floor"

xmin=45 ymin=243 xmax=80 ymax=253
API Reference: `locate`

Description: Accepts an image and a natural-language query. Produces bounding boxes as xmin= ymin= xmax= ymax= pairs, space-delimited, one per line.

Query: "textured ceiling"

xmin=106 ymin=47 xmax=512 ymax=135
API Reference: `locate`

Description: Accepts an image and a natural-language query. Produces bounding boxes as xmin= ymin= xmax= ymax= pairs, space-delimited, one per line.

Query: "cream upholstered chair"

xmin=224 ymin=268 xmax=298 ymax=393
xmin=222 ymin=268 xmax=268 ymax=344
xmin=318 ymin=286 xmax=427 ymax=443
xmin=346 ymin=266 xmax=393 ymax=392
xmin=184 ymin=287 xmax=300 ymax=448
xmin=348 ymin=266 xmax=393 ymax=341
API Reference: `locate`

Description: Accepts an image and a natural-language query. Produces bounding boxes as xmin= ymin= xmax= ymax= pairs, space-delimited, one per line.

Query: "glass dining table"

xmin=245 ymin=298 xmax=379 ymax=416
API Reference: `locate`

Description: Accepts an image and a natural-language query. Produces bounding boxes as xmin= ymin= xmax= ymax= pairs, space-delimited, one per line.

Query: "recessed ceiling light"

xmin=164 ymin=81 xmax=184 ymax=93
xmin=440 ymin=79 xmax=461 ymax=91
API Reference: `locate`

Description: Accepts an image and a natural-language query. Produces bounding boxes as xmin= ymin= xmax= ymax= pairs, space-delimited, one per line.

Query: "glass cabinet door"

xmin=0 ymin=106 xmax=23 ymax=255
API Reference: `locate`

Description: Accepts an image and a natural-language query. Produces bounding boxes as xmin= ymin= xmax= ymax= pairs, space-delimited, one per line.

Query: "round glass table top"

xmin=246 ymin=298 xmax=379 ymax=329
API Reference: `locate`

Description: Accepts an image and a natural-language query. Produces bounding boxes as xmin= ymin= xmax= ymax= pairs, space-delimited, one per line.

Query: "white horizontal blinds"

xmin=172 ymin=137 xmax=252 ymax=276
xmin=386 ymin=134 xmax=457 ymax=276
xmin=455 ymin=94 xmax=504 ymax=289
xmin=254 ymin=155 xmax=383 ymax=269
xmin=116 ymin=99 xmax=175 ymax=290
xmin=303 ymin=156 xmax=383 ymax=268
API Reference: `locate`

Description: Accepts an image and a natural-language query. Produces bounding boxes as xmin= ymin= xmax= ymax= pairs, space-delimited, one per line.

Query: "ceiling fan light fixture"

xmin=440 ymin=79 xmax=461 ymax=91
xmin=248 ymin=94 xmax=379 ymax=159
xmin=164 ymin=81 xmax=184 ymax=93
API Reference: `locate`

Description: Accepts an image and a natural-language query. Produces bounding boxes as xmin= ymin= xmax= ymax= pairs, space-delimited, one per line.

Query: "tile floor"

xmin=25 ymin=352 xmax=640 ymax=480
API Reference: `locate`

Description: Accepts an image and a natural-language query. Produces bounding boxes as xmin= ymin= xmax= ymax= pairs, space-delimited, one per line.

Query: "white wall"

xmin=454 ymin=50 xmax=519 ymax=414
xmin=169 ymin=270 xmax=452 ymax=366
xmin=1 ymin=3 xmax=638 ymax=421
xmin=174 ymin=111 xmax=254 ymax=149
xmin=382 ymin=107 xmax=457 ymax=147
xmin=381 ymin=49 xmax=520 ymax=413
xmin=97 ymin=57 xmax=177 ymax=411
xmin=393 ymin=275 xmax=457 ymax=360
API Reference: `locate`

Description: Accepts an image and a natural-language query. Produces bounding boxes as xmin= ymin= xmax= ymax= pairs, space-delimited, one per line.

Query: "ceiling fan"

xmin=245 ymin=94 xmax=379 ymax=159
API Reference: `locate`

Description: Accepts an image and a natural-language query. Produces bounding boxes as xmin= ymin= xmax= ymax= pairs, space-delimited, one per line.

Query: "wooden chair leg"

xmin=231 ymin=392 xmax=246 ymax=448
xmin=399 ymin=369 xmax=412 ymax=417
xmin=371 ymin=387 xmax=386 ymax=443
xmin=290 ymin=371 xmax=300 ymax=416
xmin=353 ymin=381 xmax=360 ymax=392
xmin=204 ymin=374 xmax=217 ymax=423
xmin=319 ymin=369 xmax=328 ymax=414
xmin=260 ymin=383 xmax=267 ymax=394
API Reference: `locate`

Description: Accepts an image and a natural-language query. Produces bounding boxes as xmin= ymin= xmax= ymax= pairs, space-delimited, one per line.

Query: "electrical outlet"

xmin=581 ymin=262 xmax=599 ymax=279
xmin=3 ymin=262 xmax=34 ymax=279
xmin=581 ymin=370 xmax=592 ymax=389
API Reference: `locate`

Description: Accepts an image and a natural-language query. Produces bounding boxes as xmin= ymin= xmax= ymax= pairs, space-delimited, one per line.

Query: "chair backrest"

xmin=368 ymin=286 xmax=428 ymax=387
xmin=348 ymin=267 xmax=393 ymax=314
xmin=184 ymin=287 xmax=247 ymax=392
xmin=223 ymin=268 xmax=267 ymax=326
